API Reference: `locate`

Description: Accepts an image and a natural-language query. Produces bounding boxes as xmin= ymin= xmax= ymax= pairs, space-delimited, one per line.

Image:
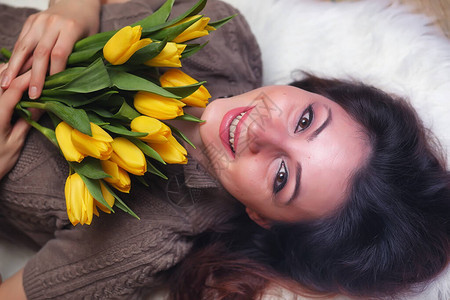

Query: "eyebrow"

xmin=307 ymin=108 xmax=332 ymax=142
xmin=286 ymin=107 xmax=332 ymax=205
xmin=287 ymin=162 xmax=302 ymax=205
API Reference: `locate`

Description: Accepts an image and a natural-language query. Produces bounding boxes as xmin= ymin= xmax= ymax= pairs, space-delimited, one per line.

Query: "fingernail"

xmin=29 ymin=86 xmax=38 ymax=99
xmin=1 ymin=75 xmax=9 ymax=88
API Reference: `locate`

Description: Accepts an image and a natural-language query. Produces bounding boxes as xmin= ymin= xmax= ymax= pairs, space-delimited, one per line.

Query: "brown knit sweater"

xmin=0 ymin=0 xmax=262 ymax=298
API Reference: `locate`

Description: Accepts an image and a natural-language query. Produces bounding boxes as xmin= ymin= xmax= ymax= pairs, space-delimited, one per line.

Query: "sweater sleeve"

xmin=23 ymin=186 xmax=193 ymax=299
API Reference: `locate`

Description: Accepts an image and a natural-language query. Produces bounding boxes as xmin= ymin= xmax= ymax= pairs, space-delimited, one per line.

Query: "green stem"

xmin=19 ymin=101 xmax=47 ymax=110
xmin=16 ymin=108 xmax=59 ymax=147
xmin=0 ymin=48 xmax=11 ymax=60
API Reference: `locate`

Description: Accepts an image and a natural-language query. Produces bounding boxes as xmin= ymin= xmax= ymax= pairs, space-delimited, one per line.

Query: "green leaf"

xmin=89 ymin=108 xmax=114 ymax=118
xmin=128 ymin=137 xmax=166 ymax=164
xmin=133 ymin=0 xmax=174 ymax=29
xmin=87 ymin=111 xmax=109 ymax=125
xmin=39 ymin=94 xmax=90 ymax=107
xmin=103 ymin=184 xmax=139 ymax=219
xmin=44 ymin=67 xmax=85 ymax=88
xmin=108 ymin=69 xmax=179 ymax=98
xmin=46 ymin=102 xmax=92 ymax=135
xmin=140 ymin=0 xmax=207 ymax=35
xmin=174 ymin=112 xmax=205 ymax=123
xmin=147 ymin=161 xmax=168 ymax=179
xmin=127 ymin=40 xmax=167 ymax=65
xmin=181 ymin=42 xmax=208 ymax=59
xmin=73 ymin=30 xmax=115 ymax=52
xmin=50 ymin=58 xmax=111 ymax=93
xmin=168 ymin=124 xmax=196 ymax=149
xmin=69 ymin=158 xmax=111 ymax=180
xmin=135 ymin=175 xmax=149 ymax=187
xmin=67 ymin=48 xmax=102 ymax=65
xmin=111 ymin=100 xmax=141 ymax=121
xmin=163 ymin=81 xmax=206 ymax=98
xmin=78 ymin=175 xmax=114 ymax=212
xmin=149 ymin=15 xmax=202 ymax=41
xmin=102 ymin=123 xmax=147 ymax=137
xmin=208 ymin=14 xmax=236 ymax=29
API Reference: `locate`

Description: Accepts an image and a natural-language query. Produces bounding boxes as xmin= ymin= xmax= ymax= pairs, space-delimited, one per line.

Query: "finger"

xmin=9 ymin=118 xmax=31 ymax=147
xmin=18 ymin=57 xmax=33 ymax=75
xmin=49 ymin=26 xmax=82 ymax=75
xmin=7 ymin=108 xmax=43 ymax=149
xmin=15 ymin=14 xmax=37 ymax=44
xmin=1 ymin=28 xmax=41 ymax=89
xmin=0 ymin=72 xmax=31 ymax=130
xmin=28 ymin=26 xmax=61 ymax=99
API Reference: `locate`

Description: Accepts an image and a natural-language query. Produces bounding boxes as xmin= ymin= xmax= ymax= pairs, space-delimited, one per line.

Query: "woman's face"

xmin=199 ymin=85 xmax=369 ymax=226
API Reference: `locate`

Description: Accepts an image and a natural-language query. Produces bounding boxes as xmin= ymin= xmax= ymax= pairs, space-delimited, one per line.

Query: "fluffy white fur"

xmin=1 ymin=0 xmax=449 ymax=299
xmin=224 ymin=0 xmax=450 ymax=166
xmin=221 ymin=0 xmax=450 ymax=299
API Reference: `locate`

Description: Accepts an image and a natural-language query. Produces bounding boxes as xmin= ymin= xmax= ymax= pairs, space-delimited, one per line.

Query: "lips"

xmin=220 ymin=106 xmax=254 ymax=157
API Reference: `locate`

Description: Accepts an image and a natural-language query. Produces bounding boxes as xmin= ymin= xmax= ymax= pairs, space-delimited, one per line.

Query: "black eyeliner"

xmin=273 ymin=161 xmax=288 ymax=194
xmin=295 ymin=104 xmax=314 ymax=133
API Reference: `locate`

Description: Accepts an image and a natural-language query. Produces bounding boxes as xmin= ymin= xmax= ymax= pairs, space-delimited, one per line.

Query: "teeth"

xmin=229 ymin=112 xmax=246 ymax=152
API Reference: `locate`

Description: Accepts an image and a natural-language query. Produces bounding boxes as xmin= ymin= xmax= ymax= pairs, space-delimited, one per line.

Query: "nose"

xmin=246 ymin=117 xmax=284 ymax=154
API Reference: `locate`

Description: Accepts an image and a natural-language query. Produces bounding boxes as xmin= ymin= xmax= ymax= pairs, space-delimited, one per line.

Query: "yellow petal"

xmin=95 ymin=182 xmax=115 ymax=214
xmin=71 ymin=123 xmax=113 ymax=160
xmin=134 ymin=92 xmax=185 ymax=120
xmin=110 ymin=137 xmax=147 ymax=175
xmin=130 ymin=116 xmax=171 ymax=143
xmin=145 ymin=42 xmax=186 ymax=68
xmin=149 ymin=135 xmax=188 ymax=164
xmin=160 ymin=69 xmax=211 ymax=107
xmin=55 ymin=122 xmax=85 ymax=162
xmin=103 ymin=25 xmax=152 ymax=65
xmin=100 ymin=160 xmax=131 ymax=193
xmin=65 ymin=173 xmax=94 ymax=226
xmin=172 ymin=16 xmax=211 ymax=43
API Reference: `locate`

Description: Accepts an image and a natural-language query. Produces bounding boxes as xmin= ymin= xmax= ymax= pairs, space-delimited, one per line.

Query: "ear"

xmin=245 ymin=207 xmax=272 ymax=229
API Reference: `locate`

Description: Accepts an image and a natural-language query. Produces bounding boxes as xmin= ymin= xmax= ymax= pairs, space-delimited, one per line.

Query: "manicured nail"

xmin=29 ymin=86 xmax=38 ymax=99
xmin=1 ymin=75 xmax=9 ymax=88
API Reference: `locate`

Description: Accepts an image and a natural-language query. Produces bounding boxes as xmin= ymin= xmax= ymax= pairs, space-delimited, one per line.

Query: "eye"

xmin=273 ymin=161 xmax=288 ymax=194
xmin=295 ymin=105 xmax=314 ymax=133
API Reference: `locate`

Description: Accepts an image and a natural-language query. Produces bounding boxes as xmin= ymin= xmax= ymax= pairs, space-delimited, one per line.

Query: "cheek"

xmin=219 ymin=163 xmax=265 ymax=202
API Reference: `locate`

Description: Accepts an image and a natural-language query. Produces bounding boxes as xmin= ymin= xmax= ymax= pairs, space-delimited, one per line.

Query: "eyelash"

xmin=295 ymin=105 xmax=314 ymax=133
xmin=273 ymin=161 xmax=288 ymax=194
xmin=273 ymin=106 xmax=313 ymax=194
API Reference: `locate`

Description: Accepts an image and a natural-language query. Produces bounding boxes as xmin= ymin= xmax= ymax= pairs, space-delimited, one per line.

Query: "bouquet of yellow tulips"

xmin=2 ymin=0 xmax=233 ymax=226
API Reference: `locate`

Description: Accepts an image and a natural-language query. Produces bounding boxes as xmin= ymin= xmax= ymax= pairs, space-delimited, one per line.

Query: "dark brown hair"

xmin=167 ymin=75 xmax=450 ymax=299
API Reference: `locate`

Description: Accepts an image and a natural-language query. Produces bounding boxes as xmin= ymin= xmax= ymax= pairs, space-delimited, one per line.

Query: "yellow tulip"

xmin=130 ymin=116 xmax=171 ymax=144
xmin=55 ymin=122 xmax=85 ymax=162
xmin=149 ymin=135 xmax=188 ymax=164
xmin=110 ymin=137 xmax=147 ymax=175
xmin=172 ymin=15 xmax=215 ymax=43
xmin=144 ymin=42 xmax=186 ymax=68
xmin=65 ymin=173 xmax=94 ymax=226
xmin=103 ymin=25 xmax=152 ymax=65
xmin=160 ymin=69 xmax=211 ymax=107
xmin=134 ymin=91 xmax=185 ymax=120
xmin=94 ymin=182 xmax=115 ymax=216
xmin=100 ymin=160 xmax=131 ymax=193
xmin=71 ymin=123 xmax=113 ymax=160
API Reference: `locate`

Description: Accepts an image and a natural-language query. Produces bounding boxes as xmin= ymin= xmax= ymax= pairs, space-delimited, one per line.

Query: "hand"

xmin=0 ymin=64 xmax=41 ymax=180
xmin=0 ymin=0 xmax=101 ymax=100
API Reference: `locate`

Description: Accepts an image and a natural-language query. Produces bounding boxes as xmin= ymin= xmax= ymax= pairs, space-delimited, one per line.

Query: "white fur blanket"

xmin=1 ymin=0 xmax=449 ymax=299
xmin=223 ymin=0 xmax=450 ymax=166
xmin=221 ymin=1 xmax=450 ymax=299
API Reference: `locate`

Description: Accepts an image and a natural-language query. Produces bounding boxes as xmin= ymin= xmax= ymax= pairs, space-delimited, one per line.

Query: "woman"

xmin=0 ymin=0 xmax=449 ymax=299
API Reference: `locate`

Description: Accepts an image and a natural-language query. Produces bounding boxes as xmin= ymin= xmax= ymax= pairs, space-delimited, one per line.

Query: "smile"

xmin=220 ymin=106 xmax=254 ymax=157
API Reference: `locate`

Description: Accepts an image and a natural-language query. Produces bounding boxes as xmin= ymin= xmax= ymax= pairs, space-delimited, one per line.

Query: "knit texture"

xmin=0 ymin=0 xmax=262 ymax=298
